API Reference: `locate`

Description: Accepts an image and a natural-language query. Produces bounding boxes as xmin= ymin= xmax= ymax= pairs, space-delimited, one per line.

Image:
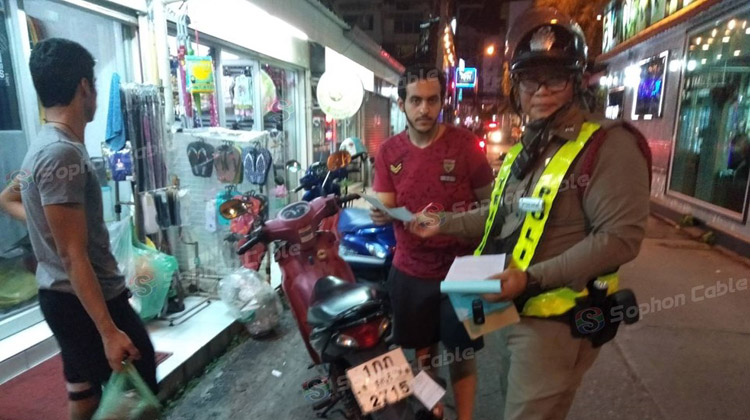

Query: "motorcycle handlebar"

xmin=293 ymin=185 xmax=305 ymax=193
xmin=337 ymin=193 xmax=360 ymax=206
xmin=237 ymin=228 xmax=265 ymax=255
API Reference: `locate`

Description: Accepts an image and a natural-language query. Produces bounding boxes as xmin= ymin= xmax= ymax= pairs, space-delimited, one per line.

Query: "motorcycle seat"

xmin=338 ymin=208 xmax=381 ymax=233
xmin=308 ymin=276 xmax=379 ymax=327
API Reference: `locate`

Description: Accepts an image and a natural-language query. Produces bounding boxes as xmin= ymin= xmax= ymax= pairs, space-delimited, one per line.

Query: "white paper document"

xmin=443 ymin=254 xmax=520 ymax=338
xmin=360 ymin=194 xmax=414 ymax=222
xmin=412 ymin=371 xmax=446 ymax=411
xmin=444 ymin=254 xmax=507 ymax=282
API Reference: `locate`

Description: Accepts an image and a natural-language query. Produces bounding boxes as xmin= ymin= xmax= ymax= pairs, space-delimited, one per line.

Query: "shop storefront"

xmin=599 ymin=0 xmax=750 ymax=250
xmin=1 ymin=0 xmax=403 ymax=393
xmin=0 ymin=0 xmax=144 ymax=340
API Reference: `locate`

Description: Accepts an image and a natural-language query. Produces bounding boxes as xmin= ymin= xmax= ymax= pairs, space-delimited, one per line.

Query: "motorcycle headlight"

xmin=366 ymin=243 xmax=387 ymax=259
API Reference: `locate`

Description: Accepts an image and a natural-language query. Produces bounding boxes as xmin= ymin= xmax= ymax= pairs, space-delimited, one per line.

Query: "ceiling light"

xmin=712 ymin=28 xmax=718 ymax=37
xmin=695 ymin=37 xmax=702 ymax=44
xmin=746 ymin=28 xmax=750 ymax=35
xmin=728 ymin=19 xmax=736 ymax=30
xmin=723 ymin=36 xmax=730 ymax=43
xmin=701 ymin=58 xmax=707 ymax=64
xmin=687 ymin=60 xmax=697 ymax=71
xmin=597 ymin=14 xmax=602 ymax=21
xmin=717 ymin=54 xmax=722 ymax=60
xmin=707 ymin=38 xmax=714 ymax=44
xmin=702 ymin=44 xmax=710 ymax=50
xmin=735 ymin=50 xmax=742 ymax=56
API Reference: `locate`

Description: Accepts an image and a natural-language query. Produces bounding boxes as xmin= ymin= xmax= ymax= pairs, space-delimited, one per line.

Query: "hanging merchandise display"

xmin=205 ymin=200 xmax=217 ymax=232
xmin=233 ymin=73 xmax=253 ymax=109
xmin=186 ymin=56 xmax=216 ymax=94
xmin=141 ymin=193 xmax=160 ymax=235
xmin=216 ymin=186 xmax=240 ymax=227
xmin=223 ymin=65 xmax=256 ymax=130
xmin=260 ymin=69 xmax=277 ymax=115
xmin=174 ymin=9 xmax=218 ymax=128
xmin=109 ymin=147 xmax=134 ymax=182
xmin=186 ymin=140 xmax=215 ymax=178
xmin=214 ymin=144 xmax=243 ymax=184
xmin=242 ymin=144 xmax=273 ymax=186
xmin=105 ymin=72 xmax=126 ymax=151
xmin=122 ymin=84 xmax=169 ymax=193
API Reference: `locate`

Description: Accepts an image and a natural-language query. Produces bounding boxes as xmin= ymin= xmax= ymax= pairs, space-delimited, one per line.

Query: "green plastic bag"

xmin=0 ymin=260 xmax=38 ymax=309
xmin=93 ymin=362 xmax=161 ymax=420
xmin=128 ymin=246 xmax=178 ymax=321
xmin=108 ymin=217 xmax=178 ymax=321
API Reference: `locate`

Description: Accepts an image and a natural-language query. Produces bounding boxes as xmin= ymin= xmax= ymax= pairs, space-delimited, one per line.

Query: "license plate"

xmin=345 ymin=347 xmax=414 ymax=414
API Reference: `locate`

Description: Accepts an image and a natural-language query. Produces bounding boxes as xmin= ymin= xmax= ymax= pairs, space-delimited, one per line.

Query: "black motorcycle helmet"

xmin=506 ymin=7 xmax=588 ymax=75
xmin=505 ymin=7 xmax=589 ymax=115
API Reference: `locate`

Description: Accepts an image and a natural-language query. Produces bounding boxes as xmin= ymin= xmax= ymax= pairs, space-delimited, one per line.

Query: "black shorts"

xmin=38 ymin=289 xmax=158 ymax=395
xmin=387 ymin=267 xmax=484 ymax=353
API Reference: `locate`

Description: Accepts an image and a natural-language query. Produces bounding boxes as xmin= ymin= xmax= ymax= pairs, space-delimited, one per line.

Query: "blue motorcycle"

xmin=292 ymin=155 xmax=396 ymax=286
xmin=294 ymin=161 xmax=346 ymax=201
xmin=337 ymin=206 xmax=395 ymax=286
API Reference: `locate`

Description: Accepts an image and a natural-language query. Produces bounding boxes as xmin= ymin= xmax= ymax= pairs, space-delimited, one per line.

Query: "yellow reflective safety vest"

xmin=475 ymin=122 xmax=619 ymax=317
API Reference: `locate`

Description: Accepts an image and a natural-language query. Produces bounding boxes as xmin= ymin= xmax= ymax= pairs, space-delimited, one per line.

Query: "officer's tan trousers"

xmin=497 ymin=317 xmax=601 ymax=420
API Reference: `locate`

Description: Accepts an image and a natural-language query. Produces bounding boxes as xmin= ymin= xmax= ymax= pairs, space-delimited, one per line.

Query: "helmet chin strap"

xmin=511 ymin=100 xmax=574 ymax=180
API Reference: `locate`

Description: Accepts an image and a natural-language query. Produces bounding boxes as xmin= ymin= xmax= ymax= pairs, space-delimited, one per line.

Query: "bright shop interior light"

xmin=728 ymin=19 xmax=736 ymax=30
xmin=669 ymin=59 xmax=683 ymax=72
xmin=687 ymin=60 xmax=698 ymax=71
xmin=702 ymin=44 xmax=710 ymax=51
xmin=624 ymin=65 xmax=640 ymax=88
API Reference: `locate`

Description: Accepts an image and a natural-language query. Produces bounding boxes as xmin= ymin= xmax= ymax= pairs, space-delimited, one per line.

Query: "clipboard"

xmin=462 ymin=305 xmax=520 ymax=340
xmin=443 ymin=255 xmax=521 ymax=338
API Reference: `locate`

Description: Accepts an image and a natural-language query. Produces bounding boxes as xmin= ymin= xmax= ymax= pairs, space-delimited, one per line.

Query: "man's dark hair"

xmin=397 ymin=64 xmax=446 ymax=101
xmin=29 ymin=38 xmax=95 ymax=108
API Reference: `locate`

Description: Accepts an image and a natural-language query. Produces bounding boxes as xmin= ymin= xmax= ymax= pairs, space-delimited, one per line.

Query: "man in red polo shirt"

xmin=371 ymin=64 xmax=494 ymax=420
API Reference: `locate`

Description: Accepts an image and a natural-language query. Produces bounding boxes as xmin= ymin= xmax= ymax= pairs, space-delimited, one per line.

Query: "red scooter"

xmin=221 ymin=153 xmax=416 ymax=420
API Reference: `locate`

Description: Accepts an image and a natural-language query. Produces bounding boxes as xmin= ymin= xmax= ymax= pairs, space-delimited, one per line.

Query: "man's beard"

xmin=405 ymin=113 xmax=437 ymax=134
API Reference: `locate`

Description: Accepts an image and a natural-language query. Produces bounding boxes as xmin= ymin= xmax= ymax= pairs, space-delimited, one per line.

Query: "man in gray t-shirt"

xmin=20 ymin=125 xmax=125 ymax=299
xmin=0 ymin=38 xmax=156 ymax=419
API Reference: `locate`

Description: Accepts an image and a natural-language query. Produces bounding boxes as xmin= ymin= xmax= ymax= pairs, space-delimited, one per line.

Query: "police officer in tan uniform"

xmin=410 ymin=7 xmax=651 ymax=420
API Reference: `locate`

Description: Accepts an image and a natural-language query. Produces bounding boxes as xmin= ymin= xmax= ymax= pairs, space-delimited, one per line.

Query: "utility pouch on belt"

xmin=568 ymin=280 xmax=639 ymax=348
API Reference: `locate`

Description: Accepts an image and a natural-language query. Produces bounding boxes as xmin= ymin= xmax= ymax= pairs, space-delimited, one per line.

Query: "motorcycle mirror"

xmin=285 ymin=160 xmax=302 ymax=173
xmin=326 ymin=151 xmax=352 ymax=171
xmin=219 ymin=199 xmax=249 ymax=220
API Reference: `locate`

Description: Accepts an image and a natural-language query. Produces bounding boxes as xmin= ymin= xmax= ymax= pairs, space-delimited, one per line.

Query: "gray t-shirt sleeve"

xmin=33 ymin=143 xmax=87 ymax=206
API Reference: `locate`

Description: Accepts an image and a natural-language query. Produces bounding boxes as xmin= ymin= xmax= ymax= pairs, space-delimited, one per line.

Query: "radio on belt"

xmin=518 ymin=197 xmax=544 ymax=213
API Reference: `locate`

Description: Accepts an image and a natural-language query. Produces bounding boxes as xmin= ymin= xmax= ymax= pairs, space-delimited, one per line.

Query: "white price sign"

xmin=345 ymin=347 xmax=414 ymax=414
